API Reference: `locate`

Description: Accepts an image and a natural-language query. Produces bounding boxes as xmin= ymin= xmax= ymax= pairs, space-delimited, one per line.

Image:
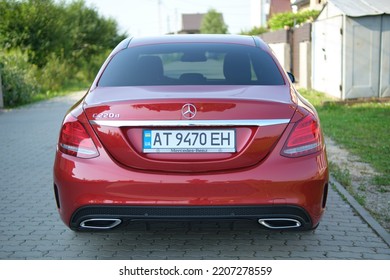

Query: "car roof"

xmin=126 ymin=34 xmax=269 ymax=50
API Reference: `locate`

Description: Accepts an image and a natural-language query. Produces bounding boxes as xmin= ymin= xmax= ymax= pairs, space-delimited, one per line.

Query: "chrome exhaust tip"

xmin=79 ymin=218 xmax=122 ymax=229
xmin=258 ymin=218 xmax=301 ymax=229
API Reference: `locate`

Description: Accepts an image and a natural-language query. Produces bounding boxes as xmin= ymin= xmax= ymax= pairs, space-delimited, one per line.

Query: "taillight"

xmin=58 ymin=114 xmax=99 ymax=158
xmin=281 ymin=114 xmax=322 ymax=157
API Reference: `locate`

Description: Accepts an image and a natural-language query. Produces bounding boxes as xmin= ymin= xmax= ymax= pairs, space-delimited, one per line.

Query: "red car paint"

xmin=53 ymin=35 xmax=328 ymax=231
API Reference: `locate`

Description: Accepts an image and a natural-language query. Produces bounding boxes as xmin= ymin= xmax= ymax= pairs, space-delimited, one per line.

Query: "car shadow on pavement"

xmin=67 ymin=220 xmax=321 ymax=260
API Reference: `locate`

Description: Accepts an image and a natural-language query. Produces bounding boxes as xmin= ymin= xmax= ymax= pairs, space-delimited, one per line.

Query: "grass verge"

xmin=328 ymin=161 xmax=351 ymax=187
xmin=299 ymin=88 xmax=390 ymax=187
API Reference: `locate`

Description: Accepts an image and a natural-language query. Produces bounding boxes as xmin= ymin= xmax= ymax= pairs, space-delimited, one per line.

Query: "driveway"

xmin=0 ymin=92 xmax=389 ymax=259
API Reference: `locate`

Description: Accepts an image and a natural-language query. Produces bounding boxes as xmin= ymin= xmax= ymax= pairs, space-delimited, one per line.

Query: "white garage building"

xmin=312 ymin=0 xmax=390 ymax=99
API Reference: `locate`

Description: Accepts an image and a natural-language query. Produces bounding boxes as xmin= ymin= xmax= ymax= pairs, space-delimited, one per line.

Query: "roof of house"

xmin=269 ymin=0 xmax=292 ymax=16
xmin=329 ymin=0 xmax=390 ymax=16
xmin=181 ymin=14 xmax=204 ymax=32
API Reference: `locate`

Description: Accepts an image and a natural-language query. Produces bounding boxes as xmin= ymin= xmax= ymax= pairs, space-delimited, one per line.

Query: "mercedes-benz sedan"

xmin=53 ymin=35 xmax=328 ymax=231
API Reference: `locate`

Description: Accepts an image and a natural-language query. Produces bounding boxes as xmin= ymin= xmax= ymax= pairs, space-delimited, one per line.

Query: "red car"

xmin=53 ymin=35 xmax=328 ymax=231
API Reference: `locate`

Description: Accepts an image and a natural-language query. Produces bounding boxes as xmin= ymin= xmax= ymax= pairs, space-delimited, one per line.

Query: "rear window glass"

xmin=98 ymin=43 xmax=285 ymax=86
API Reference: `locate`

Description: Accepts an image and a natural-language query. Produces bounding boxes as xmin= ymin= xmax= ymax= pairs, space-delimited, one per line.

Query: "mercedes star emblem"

xmin=181 ymin=103 xmax=197 ymax=119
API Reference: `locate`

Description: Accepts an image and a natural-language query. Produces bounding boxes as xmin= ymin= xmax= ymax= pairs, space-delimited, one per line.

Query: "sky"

xmin=82 ymin=0 xmax=253 ymax=36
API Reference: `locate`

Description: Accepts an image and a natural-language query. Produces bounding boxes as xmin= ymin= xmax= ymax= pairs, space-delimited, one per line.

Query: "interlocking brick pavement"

xmin=0 ymin=92 xmax=389 ymax=260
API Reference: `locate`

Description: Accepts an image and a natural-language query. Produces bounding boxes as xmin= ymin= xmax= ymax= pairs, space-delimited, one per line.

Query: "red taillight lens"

xmin=281 ymin=114 xmax=322 ymax=157
xmin=58 ymin=114 xmax=99 ymax=158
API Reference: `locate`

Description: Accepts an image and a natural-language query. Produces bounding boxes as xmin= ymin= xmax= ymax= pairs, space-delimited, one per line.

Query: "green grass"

xmin=299 ymin=88 xmax=390 ymax=186
xmin=328 ymin=161 xmax=351 ymax=187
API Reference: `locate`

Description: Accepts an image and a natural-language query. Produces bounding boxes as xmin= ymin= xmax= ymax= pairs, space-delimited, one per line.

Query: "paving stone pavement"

xmin=0 ymin=92 xmax=389 ymax=260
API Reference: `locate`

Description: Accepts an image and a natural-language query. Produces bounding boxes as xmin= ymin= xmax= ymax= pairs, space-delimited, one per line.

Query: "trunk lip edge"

xmin=89 ymin=119 xmax=291 ymax=128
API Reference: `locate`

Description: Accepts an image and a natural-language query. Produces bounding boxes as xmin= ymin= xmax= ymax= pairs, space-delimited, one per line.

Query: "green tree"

xmin=0 ymin=0 xmax=127 ymax=106
xmin=0 ymin=0 xmax=68 ymax=67
xmin=200 ymin=8 xmax=228 ymax=34
xmin=63 ymin=1 xmax=126 ymax=64
xmin=0 ymin=0 xmax=125 ymax=68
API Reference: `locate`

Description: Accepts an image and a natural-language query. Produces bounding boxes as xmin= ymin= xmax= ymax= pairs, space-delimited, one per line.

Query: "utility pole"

xmin=174 ymin=8 xmax=178 ymax=34
xmin=158 ymin=0 xmax=162 ymax=34
xmin=0 ymin=70 xmax=4 ymax=108
xmin=167 ymin=15 xmax=171 ymax=34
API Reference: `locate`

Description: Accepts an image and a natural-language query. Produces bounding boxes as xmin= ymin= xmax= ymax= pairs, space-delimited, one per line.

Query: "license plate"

xmin=143 ymin=129 xmax=236 ymax=153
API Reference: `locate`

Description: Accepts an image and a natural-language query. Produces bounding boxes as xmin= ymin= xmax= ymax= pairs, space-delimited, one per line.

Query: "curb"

xmin=330 ymin=175 xmax=390 ymax=247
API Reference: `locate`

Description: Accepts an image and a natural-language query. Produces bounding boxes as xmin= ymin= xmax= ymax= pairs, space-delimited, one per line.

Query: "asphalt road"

xmin=0 ymin=92 xmax=389 ymax=260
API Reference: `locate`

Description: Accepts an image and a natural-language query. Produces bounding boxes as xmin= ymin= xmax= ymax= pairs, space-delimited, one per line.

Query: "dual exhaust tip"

xmin=258 ymin=218 xmax=301 ymax=229
xmin=79 ymin=217 xmax=301 ymax=230
xmin=79 ymin=218 xmax=122 ymax=229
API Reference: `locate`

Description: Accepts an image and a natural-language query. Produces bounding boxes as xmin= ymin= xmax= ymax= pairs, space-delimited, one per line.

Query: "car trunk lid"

xmin=83 ymin=86 xmax=296 ymax=172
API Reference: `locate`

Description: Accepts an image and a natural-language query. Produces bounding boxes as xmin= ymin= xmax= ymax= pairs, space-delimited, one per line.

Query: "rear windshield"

xmin=98 ymin=43 xmax=285 ymax=86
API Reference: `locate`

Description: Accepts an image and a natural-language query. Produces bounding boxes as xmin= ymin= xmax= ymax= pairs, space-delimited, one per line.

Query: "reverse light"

xmin=58 ymin=114 xmax=99 ymax=158
xmin=281 ymin=114 xmax=322 ymax=157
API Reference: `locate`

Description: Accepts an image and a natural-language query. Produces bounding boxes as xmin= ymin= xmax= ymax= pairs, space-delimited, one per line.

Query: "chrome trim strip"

xmin=89 ymin=119 xmax=290 ymax=127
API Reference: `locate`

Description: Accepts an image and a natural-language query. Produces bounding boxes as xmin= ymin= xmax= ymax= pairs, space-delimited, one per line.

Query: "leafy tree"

xmin=200 ymin=8 xmax=228 ymax=34
xmin=0 ymin=0 xmax=127 ymax=106
xmin=0 ymin=0 xmax=125 ymax=68
xmin=62 ymin=1 xmax=126 ymax=66
xmin=0 ymin=0 xmax=68 ymax=67
xmin=268 ymin=10 xmax=320 ymax=31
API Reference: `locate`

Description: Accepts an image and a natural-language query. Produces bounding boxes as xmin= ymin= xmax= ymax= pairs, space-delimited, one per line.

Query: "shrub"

xmin=76 ymin=50 xmax=111 ymax=84
xmin=240 ymin=26 xmax=268 ymax=36
xmin=37 ymin=53 xmax=71 ymax=93
xmin=0 ymin=49 xmax=40 ymax=107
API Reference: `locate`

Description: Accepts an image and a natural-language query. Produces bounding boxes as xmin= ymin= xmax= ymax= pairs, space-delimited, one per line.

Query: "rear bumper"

xmin=54 ymin=146 xmax=328 ymax=231
xmin=70 ymin=205 xmax=313 ymax=230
